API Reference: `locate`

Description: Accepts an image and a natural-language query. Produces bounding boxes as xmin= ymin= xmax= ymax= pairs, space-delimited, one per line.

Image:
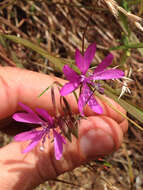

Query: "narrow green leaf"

xmin=139 ymin=0 xmax=143 ymax=15
xmin=11 ymin=50 xmax=24 ymax=68
xmin=38 ymin=86 xmax=51 ymax=97
xmin=1 ymin=34 xmax=76 ymax=73
xmin=0 ymin=35 xmax=7 ymax=48
xmin=104 ymin=90 xmax=143 ymax=124
xmin=95 ymin=91 xmax=143 ymax=131
xmin=110 ymin=43 xmax=143 ymax=51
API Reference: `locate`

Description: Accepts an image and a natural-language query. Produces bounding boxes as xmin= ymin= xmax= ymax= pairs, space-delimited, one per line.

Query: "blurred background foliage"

xmin=0 ymin=0 xmax=143 ymax=189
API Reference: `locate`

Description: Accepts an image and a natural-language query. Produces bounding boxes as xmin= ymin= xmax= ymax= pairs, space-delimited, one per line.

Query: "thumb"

xmin=0 ymin=115 xmax=127 ymax=190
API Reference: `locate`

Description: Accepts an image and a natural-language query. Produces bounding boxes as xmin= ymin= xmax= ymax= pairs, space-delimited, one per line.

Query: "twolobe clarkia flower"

xmin=12 ymin=103 xmax=65 ymax=160
xmin=60 ymin=43 xmax=124 ymax=115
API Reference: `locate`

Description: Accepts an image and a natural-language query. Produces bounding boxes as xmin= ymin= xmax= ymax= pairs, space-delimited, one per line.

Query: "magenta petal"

xmin=78 ymin=94 xmax=86 ymax=116
xmin=75 ymin=48 xmax=85 ymax=73
xmin=13 ymin=102 xmax=43 ymax=124
xmin=63 ymin=65 xmax=80 ymax=82
xmin=88 ymin=96 xmax=103 ymax=114
xmin=60 ymin=82 xmax=79 ymax=96
xmin=78 ymin=84 xmax=89 ymax=116
xmin=22 ymin=131 xmax=44 ymax=153
xmin=92 ymin=69 xmax=124 ymax=80
xmin=53 ymin=130 xmax=65 ymax=160
xmin=75 ymin=43 xmax=96 ymax=75
xmin=18 ymin=102 xmax=34 ymax=113
xmin=14 ymin=129 xmax=42 ymax=141
xmin=36 ymin=108 xmax=53 ymax=125
xmin=78 ymin=83 xmax=103 ymax=115
xmin=94 ymin=53 xmax=113 ymax=74
xmin=83 ymin=43 xmax=96 ymax=73
xmin=12 ymin=112 xmax=43 ymax=124
xmin=22 ymin=140 xmax=40 ymax=153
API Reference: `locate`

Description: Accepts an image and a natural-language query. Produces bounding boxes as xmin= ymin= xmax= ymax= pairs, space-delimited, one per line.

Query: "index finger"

xmin=0 ymin=66 xmax=126 ymax=124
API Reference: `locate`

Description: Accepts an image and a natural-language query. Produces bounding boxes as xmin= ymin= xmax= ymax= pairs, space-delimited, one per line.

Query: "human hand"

xmin=0 ymin=66 xmax=128 ymax=190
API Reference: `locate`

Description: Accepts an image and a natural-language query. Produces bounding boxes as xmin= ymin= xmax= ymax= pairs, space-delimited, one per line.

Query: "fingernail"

xmin=80 ymin=129 xmax=114 ymax=158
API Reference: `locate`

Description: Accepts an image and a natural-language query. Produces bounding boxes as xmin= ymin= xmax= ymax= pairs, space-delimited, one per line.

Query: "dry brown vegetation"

xmin=0 ymin=0 xmax=143 ymax=190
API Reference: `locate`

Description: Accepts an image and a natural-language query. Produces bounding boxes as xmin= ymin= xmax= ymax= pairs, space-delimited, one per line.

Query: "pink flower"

xmin=60 ymin=43 xmax=124 ymax=115
xmin=13 ymin=103 xmax=65 ymax=160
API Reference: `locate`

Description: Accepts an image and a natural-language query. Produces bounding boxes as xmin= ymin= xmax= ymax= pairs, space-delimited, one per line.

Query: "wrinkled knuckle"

xmin=0 ymin=75 xmax=11 ymax=118
xmin=35 ymin=148 xmax=59 ymax=181
xmin=0 ymin=70 xmax=18 ymax=118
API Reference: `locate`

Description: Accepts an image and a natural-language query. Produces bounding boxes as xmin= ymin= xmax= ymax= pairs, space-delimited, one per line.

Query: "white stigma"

xmin=40 ymin=146 xmax=44 ymax=151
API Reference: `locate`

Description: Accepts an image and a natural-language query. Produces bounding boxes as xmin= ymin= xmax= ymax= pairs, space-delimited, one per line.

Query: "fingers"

xmin=0 ymin=115 xmax=127 ymax=190
xmin=0 ymin=66 xmax=126 ymax=125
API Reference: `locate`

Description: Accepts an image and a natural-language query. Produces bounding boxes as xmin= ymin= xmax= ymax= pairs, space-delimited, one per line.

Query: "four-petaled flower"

xmin=60 ymin=43 xmax=124 ymax=115
xmin=13 ymin=103 xmax=65 ymax=160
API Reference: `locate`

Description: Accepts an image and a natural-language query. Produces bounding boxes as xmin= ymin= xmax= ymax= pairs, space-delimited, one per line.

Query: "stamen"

xmin=80 ymin=75 xmax=86 ymax=82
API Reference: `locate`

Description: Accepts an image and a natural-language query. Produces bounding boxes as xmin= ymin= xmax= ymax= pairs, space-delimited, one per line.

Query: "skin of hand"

xmin=0 ymin=66 xmax=128 ymax=190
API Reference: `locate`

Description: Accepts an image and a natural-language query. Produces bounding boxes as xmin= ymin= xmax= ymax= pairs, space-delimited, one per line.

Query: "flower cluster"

xmin=12 ymin=42 xmax=124 ymax=160
xmin=13 ymin=103 xmax=65 ymax=160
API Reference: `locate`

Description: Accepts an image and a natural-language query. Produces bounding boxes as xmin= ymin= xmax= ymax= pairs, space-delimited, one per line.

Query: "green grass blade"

xmin=38 ymin=86 xmax=51 ymax=97
xmin=95 ymin=91 xmax=143 ymax=131
xmin=110 ymin=43 xmax=143 ymax=50
xmin=1 ymin=34 xmax=76 ymax=73
xmin=104 ymin=90 xmax=143 ymax=124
